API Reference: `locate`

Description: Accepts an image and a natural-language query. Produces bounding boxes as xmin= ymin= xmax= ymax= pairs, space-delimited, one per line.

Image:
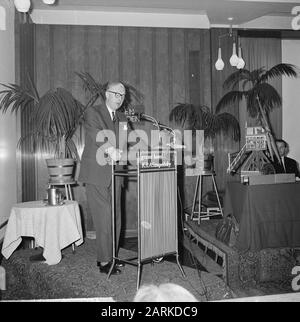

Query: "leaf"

xmin=260 ymin=63 xmax=298 ymax=83
xmin=215 ymin=91 xmax=245 ymax=113
xmin=0 ymin=83 xmax=35 ymax=114
xmin=246 ymin=90 xmax=260 ymax=118
xmin=223 ymin=69 xmax=252 ymax=90
xmin=169 ymin=103 xmax=240 ymax=141
xmin=169 ymin=103 xmax=195 ymax=129
xmin=255 ymin=83 xmax=281 ymax=114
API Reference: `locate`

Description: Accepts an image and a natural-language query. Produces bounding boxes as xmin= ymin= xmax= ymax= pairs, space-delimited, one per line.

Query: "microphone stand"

xmin=125 ymin=108 xmax=184 ymax=149
xmin=140 ymin=113 xmax=177 ymax=149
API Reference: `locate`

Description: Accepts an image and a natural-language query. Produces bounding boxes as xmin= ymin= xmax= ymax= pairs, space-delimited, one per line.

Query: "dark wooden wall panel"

xmin=155 ymin=28 xmax=170 ymax=125
xmin=35 ymin=25 xmax=51 ymax=92
xmin=52 ymin=26 xmax=69 ymax=89
xmin=199 ymin=30 xmax=212 ymax=107
xmin=189 ymin=50 xmax=200 ymax=106
xmin=138 ymin=27 xmax=154 ymax=135
xmin=170 ymin=29 xmax=186 ymax=112
xmin=121 ymin=27 xmax=138 ymax=86
xmin=187 ymin=29 xmax=200 ymax=107
xmin=86 ymin=27 xmax=104 ymax=85
xmin=15 ymin=13 xmax=36 ymax=202
xmin=69 ymin=26 xmax=86 ymax=99
xmin=104 ymin=27 xmax=119 ymax=82
xmin=35 ymin=25 xmax=51 ymax=200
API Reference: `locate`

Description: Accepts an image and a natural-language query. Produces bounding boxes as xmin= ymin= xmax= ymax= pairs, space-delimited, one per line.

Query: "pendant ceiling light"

xmin=14 ymin=0 xmax=31 ymax=12
xmin=229 ymin=42 xmax=239 ymax=67
xmin=215 ymin=45 xmax=225 ymax=71
xmin=237 ymin=45 xmax=245 ymax=69
xmin=14 ymin=0 xmax=56 ymax=13
xmin=215 ymin=20 xmax=245 ymax=71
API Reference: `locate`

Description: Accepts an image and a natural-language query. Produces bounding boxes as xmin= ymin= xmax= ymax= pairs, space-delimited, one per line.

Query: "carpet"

xmin=1 ymin=239 xmax=234 ymax=302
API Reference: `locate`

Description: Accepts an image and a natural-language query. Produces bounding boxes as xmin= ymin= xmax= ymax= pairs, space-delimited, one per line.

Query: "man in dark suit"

xmin=272 ymin=139 xmax=300 ymax=178
xmin=79 ymin=81 xmax=128 ymax=275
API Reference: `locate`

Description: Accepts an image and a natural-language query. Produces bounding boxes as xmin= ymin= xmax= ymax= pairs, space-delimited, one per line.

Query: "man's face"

xmin=105 ymin=83 xmax=126 ymax=111
xmin=276 ymin=142 xmax=286 ymax=157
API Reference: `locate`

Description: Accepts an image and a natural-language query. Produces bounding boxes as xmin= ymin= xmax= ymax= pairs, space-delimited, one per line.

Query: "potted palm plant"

xmin=169 ymin=103 xmax=240 ymax=170
xmin=0 ymin=75 xmax=85 ymax=183
xmin=0 ymin=73 xmax=143 ymax=183
xmin=215 ymin=63 xmax=298 ymax=163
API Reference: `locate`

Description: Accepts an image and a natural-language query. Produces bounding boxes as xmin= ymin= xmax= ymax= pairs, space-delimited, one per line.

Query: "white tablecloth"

xmin=1 ymin=200 xmax=83 ymax=265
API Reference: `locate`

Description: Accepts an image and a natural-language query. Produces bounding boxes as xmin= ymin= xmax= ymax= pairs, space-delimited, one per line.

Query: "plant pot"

xmin=46 ymin=158 xmax=76 ymax=183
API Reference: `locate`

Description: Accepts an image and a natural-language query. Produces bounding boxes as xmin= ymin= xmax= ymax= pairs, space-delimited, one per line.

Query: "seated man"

xmin=272 ymin=139 xmax=300 ymax=178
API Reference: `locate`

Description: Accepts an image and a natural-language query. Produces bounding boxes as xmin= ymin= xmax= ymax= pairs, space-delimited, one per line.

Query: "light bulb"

xmin=14 ymin=0 xmax=31 ymax=12
xmin=236 ymin=46 xmax=245 ymax=69
xmin=215 ymin=47 xmax=225 ymax=71
xmin=229 ymin=42 xmax=239 ymax=67
xmin=43 ymin=0 xmax=56 ymax=4
xmin=237 ymin=58 xmax=245 ymax=69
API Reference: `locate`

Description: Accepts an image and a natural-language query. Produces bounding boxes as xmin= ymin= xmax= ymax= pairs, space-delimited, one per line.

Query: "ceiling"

xmin=30 ymin=0 xmax=300 ymax=27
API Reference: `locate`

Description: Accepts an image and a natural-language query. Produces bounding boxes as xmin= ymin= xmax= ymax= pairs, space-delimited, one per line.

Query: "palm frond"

xmin=75 ymin=72 xmax=105 ymax=97
xmin=65 ymin=137 xmax=80 ymax=160
xmin=255 ymin=83 xmax=281 ymax=114
xmin=250 ymin=67 xmax=266 ymax=85
xmin=246 ymin=89 xmax=260 ymax=118
xmin=0 ymin=83 xmax=36 ymax=114
xmin=260 ymin=63 xmax=297 ymax=83
xmin=18 ymin=131 xmax=59 ymax=157
xmin=193 ymin=105 xmax=208 ymax=130
xmin=170 ymin=103 xmax=240 ymax=141
xmin=122 ymin=82 xmax=144 ymax=105
xmin=211 ymin=112 xmax=241 ymax=141
xmin=215 ymin=91 xmax=245 ymax=113
xmin=223 ymin=69 xmax=252 ymax=90
xmin=169 ymin=103 xmax=196 ymax=128
xmin=26 ymin=73 xmax=40 ymax=102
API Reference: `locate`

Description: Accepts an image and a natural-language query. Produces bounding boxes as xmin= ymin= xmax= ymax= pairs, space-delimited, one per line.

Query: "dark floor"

xmin=120 ymin=236 xmax=206 ymax=271
xmin=1 ymin=235 xmax=296 ymax=301
xmin=1 ymin=238 xmax=234 ymax=302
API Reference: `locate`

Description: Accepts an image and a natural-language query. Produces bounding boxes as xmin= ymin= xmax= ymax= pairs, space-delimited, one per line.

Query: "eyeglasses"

xmin=106 ymin=90 xmax=125 ymax=99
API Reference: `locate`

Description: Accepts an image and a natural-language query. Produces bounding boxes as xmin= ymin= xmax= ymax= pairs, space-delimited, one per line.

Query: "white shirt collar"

xmin=106 ymin=105 xmax=115 ymax=121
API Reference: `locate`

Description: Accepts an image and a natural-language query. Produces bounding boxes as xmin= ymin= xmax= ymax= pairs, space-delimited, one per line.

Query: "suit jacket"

xmin=78 ymin=104 xmax=128 ymax=186
xmin=272 ymin=156 xmax=300 ymax=178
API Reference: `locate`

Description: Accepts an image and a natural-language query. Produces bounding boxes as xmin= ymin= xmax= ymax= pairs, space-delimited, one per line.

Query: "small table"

xmin=1 ymin=200 xmax=83 ymax=265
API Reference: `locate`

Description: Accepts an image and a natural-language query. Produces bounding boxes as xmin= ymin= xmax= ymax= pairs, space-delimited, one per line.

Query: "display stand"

xmin=189 ymin=171 xmax=223 ymax=223
xmin=107 ymin=149 xmax=186 ymax=289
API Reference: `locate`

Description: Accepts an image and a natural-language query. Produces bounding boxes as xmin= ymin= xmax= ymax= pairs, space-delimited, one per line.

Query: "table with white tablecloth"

xmin=1 ymin=200 xmax=83 ymax=265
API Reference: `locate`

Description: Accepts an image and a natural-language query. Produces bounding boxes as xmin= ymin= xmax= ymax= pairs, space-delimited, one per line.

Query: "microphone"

xmin=125 ymin=110 xmax=152 ymax=123
xmin=125 ymin=111 xmax=143 ymax=122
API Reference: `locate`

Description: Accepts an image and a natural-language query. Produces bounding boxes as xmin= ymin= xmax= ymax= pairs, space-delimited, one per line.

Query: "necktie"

xmin=112 ymin=112 xmax=116 ymax=122
xmin=282 ymin=157 xmax=286 ymax=173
